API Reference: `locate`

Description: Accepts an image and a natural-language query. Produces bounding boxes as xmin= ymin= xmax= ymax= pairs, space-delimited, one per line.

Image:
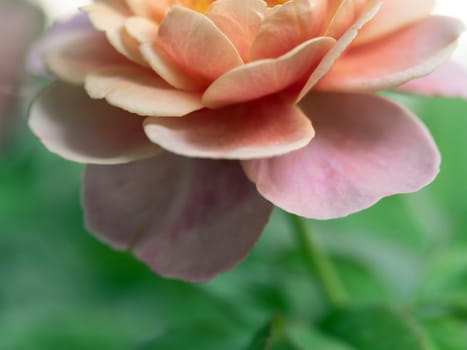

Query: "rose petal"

xmin=140 ymin=41 xmax=205 ymax=91
xmin=144 ymin=95 xmax=314 ymax=159
xmin=355 ymin=0 xmax=435 ymax=45
xmin=27 ymin=12 xmax=87 ymax=76
xmin=83 ymin=154 xmax=273 ymax=281
xmin=124 ymin=16 xmax=158 ymax=43
xmin=126 ymin=0 xmax=167 ymax=22
xmin=243 ymin=92 xmax=440 ymax=219
xmin=296 ymin=0 xmax=382 ymax=102
xmin=250 ymin=0 xmax=326 ymax=59
xmin=399 ymin=61 xmax=467 ymax=99
xmin=203 ymin=36 xmax=335 ymax=108
xmin=29 ymin=82 xmax=160 ymax=164
xmin=324 ymin=0 xmax=356 ymax=39
xmin=85 ymin=65 xmax=204 ymax=117
xmin=158 ymin=6 xmax=243 ymax=81
xmin=317 ymin=16 xmax=465 ymax=92
xmin=206 ymin=0 xmax=267 ymax=61
xmin=83 ymin=1 xmax=146 ymax=65
xmin=43 ymin=27 xmax=128 ymax=85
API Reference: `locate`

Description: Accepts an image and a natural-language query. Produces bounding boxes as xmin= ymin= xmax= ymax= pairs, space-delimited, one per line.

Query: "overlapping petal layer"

xmin=83 ymin=153 xmax=273 ymax=281
xmin=29 ymin=83 xmax=160 ymax=164
xmin=243 ymin=93 xmax=440 ymax=219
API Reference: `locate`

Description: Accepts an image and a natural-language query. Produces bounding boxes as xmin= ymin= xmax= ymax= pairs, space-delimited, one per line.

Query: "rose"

xmin=28 ymin=0 xmax=465 ymax=281
xmin=0 ymin=0 xmax=43 ymax=141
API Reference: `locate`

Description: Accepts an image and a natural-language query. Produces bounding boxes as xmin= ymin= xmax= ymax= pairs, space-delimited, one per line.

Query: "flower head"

xmin=29 ymin=0 xmax=465 ymax=281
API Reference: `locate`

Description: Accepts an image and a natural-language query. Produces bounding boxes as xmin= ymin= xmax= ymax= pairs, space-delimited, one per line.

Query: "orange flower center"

xmin=183 ymin=0 xmax=289 ymax=13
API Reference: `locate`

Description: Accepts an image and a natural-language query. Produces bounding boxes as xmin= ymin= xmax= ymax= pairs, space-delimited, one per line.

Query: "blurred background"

xmin=1 ymin=1 xmax=467 ymax=349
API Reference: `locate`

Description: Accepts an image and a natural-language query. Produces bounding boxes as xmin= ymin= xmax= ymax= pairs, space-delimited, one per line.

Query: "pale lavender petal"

xmin=84 ymin=153 xmax=273 ymax=281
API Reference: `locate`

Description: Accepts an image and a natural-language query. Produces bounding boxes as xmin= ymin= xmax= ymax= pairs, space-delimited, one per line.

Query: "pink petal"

xmin=206 ymin=0 xmax=267 ymax=61
xmin=355 ymin=0 xmax=435 ymax=45
xmin=243 ymin=92 xmax=440 ymax=219
xmin=144 ymin=95 xmax=314 ymax=159
xmin=399 ymin=61 xmax=467 ymax=99
xmin=83 ymin=2 xmax=146 ymax=65
xmin=296 ymin=0 xmax=382 ymax=102
xmin=250 ymin=0 xmax=326 ymax=60
xmin=203 ymin=36 xmax=335 ymax=108
xmin=317 ymin=16 xmax=465 ymax=92
xmin=29 ymin=82 xmax=160 ymax=164
xmin=43 ymin=26 xmax=128 ymax=85
xmin=83 ymin=154 xmax=273 ymax=281
xmin=85 ymin=65 xmax=204 ymax=116
xmin=158 ymin=6 xmax=243 ymax=81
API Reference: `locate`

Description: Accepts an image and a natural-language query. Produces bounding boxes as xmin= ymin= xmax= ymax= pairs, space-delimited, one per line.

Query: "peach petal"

xmin=324 ymin=0 xmax=356 ymax=39
xmin=243 ymin=92 xmax=440 ymax=219
xmin=83 ymin=2 xmax=146 ymax=65
xmin=144 ymin=95 xmax=314 ymax=159
xmin=158 ymin=6 xmax=243 ymax=81
xmin=124 ymin=16 xmax=158 ymax=43
xmin=250 ymin=0 xmax=326 ymax=59
xmin=317 ymin=16 xmax=465 ymax=92
xmin=85 ymin=65 xmax=204 ymax=117
xmin=44 ymin=28 xmax=128 ymax=85
xmin=203 ymin=36 xmax=335 ymax=108
xmin=399 ymin=61 xmax=467 ymax=99
xmin=83 ymin=154 xmax=273 ymax=281
xmin=296 ymin=0 xmax=382 ymax=102
xmin=355 ymin=0 xmax=435 ymax=45
xmin=126 ymin=0 xmax=167 ymax=22
xmin=29 ymin=82 xmax=160 ymax=164
xmin=206 ymin=0 xmax=267 ymax=61
xmin=140 ymin=41 xmax=205 ymax=91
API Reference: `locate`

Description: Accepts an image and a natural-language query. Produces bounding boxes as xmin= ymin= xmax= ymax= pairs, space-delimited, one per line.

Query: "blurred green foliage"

xmin=0 ymin=92 xmax=466 ymax=349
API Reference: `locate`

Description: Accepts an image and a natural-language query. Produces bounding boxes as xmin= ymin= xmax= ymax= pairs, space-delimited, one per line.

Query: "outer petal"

xmin=144 ymin=95 xmax=314 ymax=159
xmin=83 ymin=154 xmax=273 ymax=282
xmin=355 ymin=0 xmax=435 ymax=45
xmin=29 ymin=82 xmax=160 ymax=164
xmin=398 ymin=61 xmax=467 ymax=99
xmin=43 ymin=26 xmax=128 ymax=85
xmin=317 ymin=16 xmax=465 ymax=92
xmin=203 ymin=37 xmax=335 ymax=108
xmin=158 ymin=6 xmax=243 ymax=81
xmin=85 ymin=65 xmax=204 ymax=116
xmin=296 ymin=0 xmax=382 ymax=102
xmin=324 ymin=0 xmax=357 ymax=39
xmin=250 ymin=0 xmax=326 ymax=59
xmin=27 ymin=13 xmax=88 ymax=76
xmin=243 ymin=92 xmax=440 ymax=219
xmin=206 ymin=0 xmax=267 ymax=61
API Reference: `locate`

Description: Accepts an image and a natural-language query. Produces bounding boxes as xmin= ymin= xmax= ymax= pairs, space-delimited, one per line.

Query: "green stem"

xmin=288 ymin=214 xmax=348 ymax=307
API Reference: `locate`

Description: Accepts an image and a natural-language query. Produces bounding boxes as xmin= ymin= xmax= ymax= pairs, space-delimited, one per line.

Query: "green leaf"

xmin=245 ymin=315 xmax=284 ymax=350
xmin=421 ymin=317 xmax=467 ymax=350
xmin=320 ymin=306 xmax=433 ymax=350
xmin=137 ymin=325 xmax=243 ymax=350
xmin=286 ymin=324 xmax=356 ymax=350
